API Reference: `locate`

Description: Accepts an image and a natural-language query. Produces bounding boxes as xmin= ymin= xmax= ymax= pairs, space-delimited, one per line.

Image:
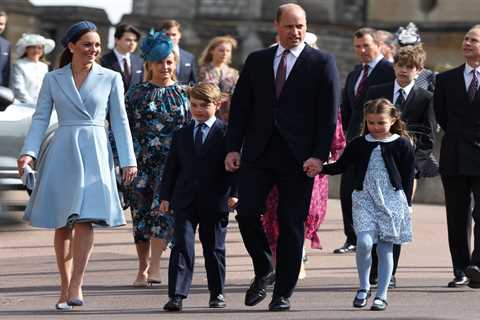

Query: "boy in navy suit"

xmin=366 ymin=45 xmax=436 ymax=288
xmin=159 ymin=83 xmax=238 ymax=311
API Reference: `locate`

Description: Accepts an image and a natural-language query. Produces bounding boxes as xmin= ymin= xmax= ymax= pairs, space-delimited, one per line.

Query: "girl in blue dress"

xmin=125 ymin=31 xmax=190 ymax=287
xmin=322 ymin=98 xmax=415 ymax=311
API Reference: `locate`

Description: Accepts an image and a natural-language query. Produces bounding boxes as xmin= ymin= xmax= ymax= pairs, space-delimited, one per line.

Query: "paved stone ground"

xmin=1 ymin=191 xmax=480 ymax=319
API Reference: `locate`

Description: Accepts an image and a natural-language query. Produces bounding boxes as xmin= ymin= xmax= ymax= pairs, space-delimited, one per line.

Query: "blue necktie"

xmin=194 ymin=123 xmax=206 ymax=154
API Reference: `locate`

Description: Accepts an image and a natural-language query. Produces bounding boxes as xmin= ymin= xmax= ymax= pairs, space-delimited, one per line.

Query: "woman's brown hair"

xmin=57 ymin=28 xmax=97 ymax=69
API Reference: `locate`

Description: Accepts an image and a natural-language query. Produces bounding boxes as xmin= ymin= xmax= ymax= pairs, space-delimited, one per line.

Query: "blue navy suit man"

xmin=0 ymin=11 xmax=11 ymax=87
xmin=225 ymin=4 xmax=340 ymax=311
xmin=160 ymin=83 xmax=237 ymax=312
xmin=334 ymin=27 xmax=395 ymax=254
xmin=100 ymin=24 xmax=143 ymax=92
xmin=434 ymin=25 xmax=480 ymax=289
xmin=162 ymin=20 xmax=197 ymax=85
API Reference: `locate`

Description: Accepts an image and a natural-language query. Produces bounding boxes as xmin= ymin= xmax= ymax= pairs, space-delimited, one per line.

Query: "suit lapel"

xmin=349 ymin=65 xmax=362 ymax=99
xmin=185 ymin=121 xmax=195 ymax=157
xmin=53 ymin=64 xmax=88 ymax=115
xmin=267 ymin=46 xmax=277 ymax=101
xmin=79 ymin=63 xmax=103 ymax=116
xmin=402 ymin=85 xmax=417 ymax=114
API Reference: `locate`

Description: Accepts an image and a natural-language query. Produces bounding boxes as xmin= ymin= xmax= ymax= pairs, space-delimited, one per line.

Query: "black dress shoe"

xmin=333 ymin=243 xmax=356 ymax=254
xmin=353 ymin=289 xmax=371 ymax=308
xmin=209 ymin=293 xmax=226 ymax=308
xmin=268 ymin=296 xmax=290 ymax=311
xmin=465 ymin=266 xmax=480 ymax=288
xmin=163 ymin=296 xmax=183 ymax=311
xmin=245 ymin=272 xmax=275 ymax=306
xmin=447 ymin=276 xmax=469 ymax=288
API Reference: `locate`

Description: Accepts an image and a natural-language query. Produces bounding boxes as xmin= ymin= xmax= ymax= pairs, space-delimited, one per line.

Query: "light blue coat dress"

xmin=21 ymin=63 xmax=137 ymax=229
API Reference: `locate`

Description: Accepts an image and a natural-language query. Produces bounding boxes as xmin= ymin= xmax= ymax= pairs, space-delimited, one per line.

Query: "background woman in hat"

xmin=16 ymin=20 xmax=137 ymax=310
xmin=10 ymin=33 xmax=54 ymax=104
xmin=125 ymin=30 xmax=190 ymax=287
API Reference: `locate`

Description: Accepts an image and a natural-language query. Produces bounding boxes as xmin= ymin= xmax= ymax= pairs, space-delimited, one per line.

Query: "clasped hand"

xmin=303 ymin=157 xmax=323 ymax=177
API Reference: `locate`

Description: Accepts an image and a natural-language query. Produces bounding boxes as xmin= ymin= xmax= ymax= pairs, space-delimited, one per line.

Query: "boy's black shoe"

xmin=163 ymin=296 xmax=183 ymax=312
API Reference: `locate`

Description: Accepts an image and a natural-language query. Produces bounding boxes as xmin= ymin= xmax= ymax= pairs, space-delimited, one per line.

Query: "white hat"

xmin=304 ymin=32 xmax=318 ymax=47
xmin=15 ymin=33 xmax=55 ymax=56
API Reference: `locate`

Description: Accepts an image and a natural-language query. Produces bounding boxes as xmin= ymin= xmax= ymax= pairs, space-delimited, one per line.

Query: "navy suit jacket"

xmin=100 ymin=50 xmax=143 ymax=92
xmin=366 ymin=82 xmax=436 ymax=173
xmin=434 ymin=64 xmax=480 ymax=176
xmin=177 ymin=48 xmax=197 ymax=85
xmin=226 ymin=44 xmax=340 ymax=164
xmin=341 ymin=58 xmax=395 ymax=142
xmin=160 ymin=119 xmax=237 ymax=218
xmin=0 ymin=36 xmax=11 ymax=87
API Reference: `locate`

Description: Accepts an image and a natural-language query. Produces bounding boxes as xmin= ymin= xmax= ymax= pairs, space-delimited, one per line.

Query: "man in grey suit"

xmin=0 ymin=11 xmax=11 ymax=87
xmin=161 ymin=20 xmax=197 ymax=85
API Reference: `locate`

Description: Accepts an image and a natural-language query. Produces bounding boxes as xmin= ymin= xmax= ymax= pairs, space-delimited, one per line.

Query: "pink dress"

xmin=261 ymin=115 xmax=346 ymax=254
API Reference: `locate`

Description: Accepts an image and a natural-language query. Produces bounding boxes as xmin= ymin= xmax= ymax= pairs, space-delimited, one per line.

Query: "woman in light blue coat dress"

xmin=17 ymin=21 xmax=138 ymax=311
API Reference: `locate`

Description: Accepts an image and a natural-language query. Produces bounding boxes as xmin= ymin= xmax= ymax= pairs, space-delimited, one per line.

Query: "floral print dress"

xmin=126 ymin=82 xmax=190 ymax=243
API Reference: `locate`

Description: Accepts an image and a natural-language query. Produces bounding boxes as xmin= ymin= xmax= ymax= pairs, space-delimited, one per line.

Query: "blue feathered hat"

xmin=141 ymin=30 xmax=173 ymax=61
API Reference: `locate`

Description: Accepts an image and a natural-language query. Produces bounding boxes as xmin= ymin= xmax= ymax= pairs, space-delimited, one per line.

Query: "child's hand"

xmin=228 ymin=197 xmax=238 ymax=210
xmin=303 ymin=158 xmax=323 ymax=177
xmin=159 ymin=200 xmax=170 ymax=214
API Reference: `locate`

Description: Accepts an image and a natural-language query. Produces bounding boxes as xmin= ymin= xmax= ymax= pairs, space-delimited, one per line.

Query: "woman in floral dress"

xmin=126 ymin=31 xmax=190 ymax=287
xmin=262 ymin=114 xmax=346 ymax=278
xmin=198 ymin=35 xmax=239 ymax=123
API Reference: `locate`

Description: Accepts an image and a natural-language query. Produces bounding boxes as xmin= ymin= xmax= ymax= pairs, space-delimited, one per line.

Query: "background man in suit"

xmin=100 ymin=24 xmax=143 ymax=92
xmin=366 ymin=45 xmax=435 ymax=288
xmin=0 ymin=11 xmax=11 ymax=87
xmin=225 ymin=3 xmax=340 ymax=311
xmin=434 ymin=25 xmax=480 ymax=289
xmin=335 ymin=27 xmax=395 ymax=254
xmin=160 ymin=83 xmax=237 ymax=311
xmin=161 ymin=20 xmax=196 ymax=85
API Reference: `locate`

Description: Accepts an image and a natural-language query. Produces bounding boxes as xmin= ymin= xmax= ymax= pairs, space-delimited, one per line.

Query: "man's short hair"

xmin=0 ymin=11 xmax=7 ymax=18
xmin=354 ymin=27 xmax=378 ymax=41
xmin=114 ymin=24 xmax=141 ymax=40
xmin=189 ymin=82 xmax=222 ymax=104
xmin=275 ymin=3 xmax=306 ymax=23
xmin=160 ymin=20 xmax=181 ymax=32
xmin=394 ymin=45 xmax=425 ymax=69
xmin=375 ymin=30 xmax=395 ymax=46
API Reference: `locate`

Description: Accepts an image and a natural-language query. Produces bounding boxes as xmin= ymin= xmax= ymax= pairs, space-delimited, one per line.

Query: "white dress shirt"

xmin=354 ymin=54 xmax=385 ymax=95
xmin=113 ymin=48 xmax=130 ymax=73
xmin=193 ymin=116 xmax=216 ymax=143
xmin=273 ymin=42 xmax=305 ymax=80
xmin=393 ymin=79 xmax=415 ymax=105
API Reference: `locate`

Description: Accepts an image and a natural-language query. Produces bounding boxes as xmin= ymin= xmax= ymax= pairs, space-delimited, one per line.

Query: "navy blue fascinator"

xmin=61 ymin=20 xmax=97 ymax=47
xmin=141 ymin=30 xmax=173 ymax=61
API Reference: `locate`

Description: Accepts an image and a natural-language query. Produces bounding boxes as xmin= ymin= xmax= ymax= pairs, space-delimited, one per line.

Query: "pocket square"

xmin=2 ymin=52 xmax=8 ymax=56
xmin=184 ymin=63 xmax=191 ymax=67
xmin=135 ymin=70 xmax=142 ymax=74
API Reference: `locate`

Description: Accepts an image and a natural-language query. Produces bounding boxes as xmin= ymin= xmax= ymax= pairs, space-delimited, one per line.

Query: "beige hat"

xmin=16 ymin=33 xmax=55 ymax=56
